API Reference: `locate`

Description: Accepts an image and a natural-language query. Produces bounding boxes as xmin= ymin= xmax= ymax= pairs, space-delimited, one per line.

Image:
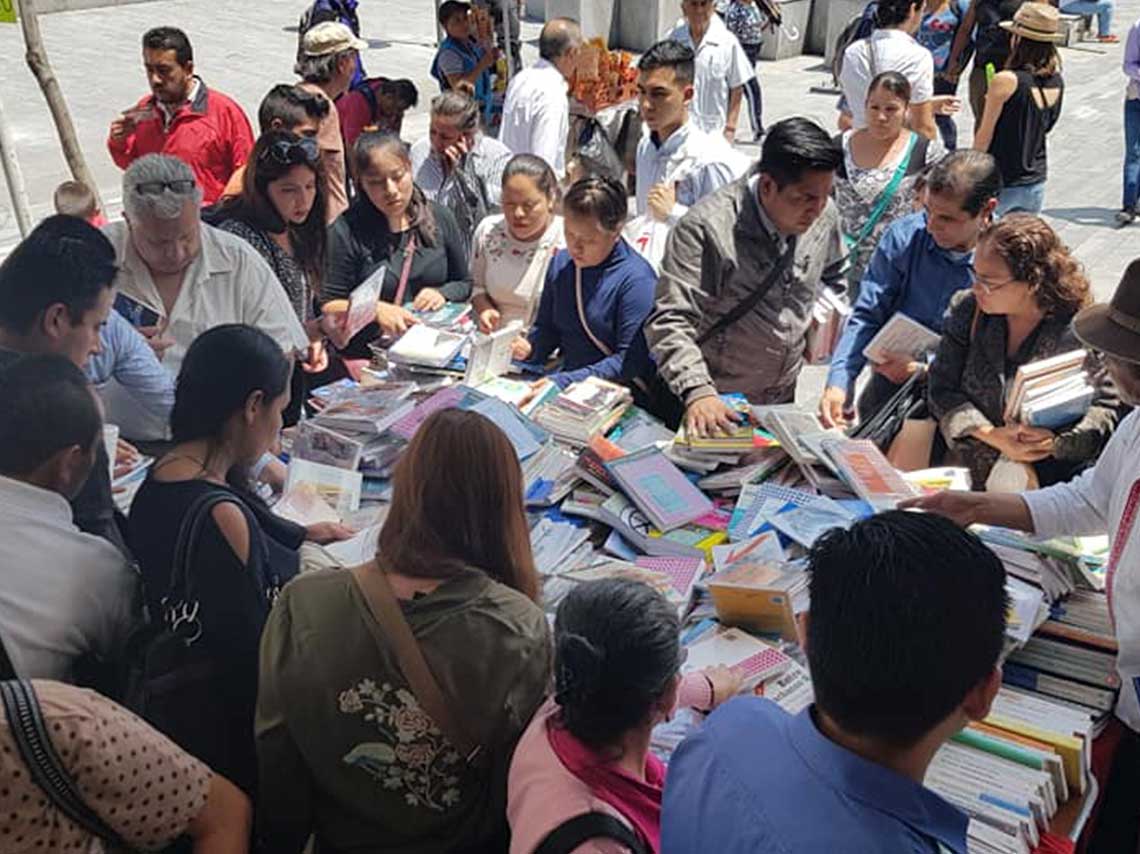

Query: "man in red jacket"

xmin=107 ymin=27 xmax=254 ymax=206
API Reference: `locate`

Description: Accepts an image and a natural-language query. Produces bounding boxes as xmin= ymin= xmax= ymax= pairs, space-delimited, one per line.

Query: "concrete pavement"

xmin=0 ymin=0 xmax=1137 ymax=302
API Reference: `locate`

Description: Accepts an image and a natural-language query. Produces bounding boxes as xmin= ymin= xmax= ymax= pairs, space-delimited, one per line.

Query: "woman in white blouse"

xmin=470 ymin=154 xmax=564 ymax=342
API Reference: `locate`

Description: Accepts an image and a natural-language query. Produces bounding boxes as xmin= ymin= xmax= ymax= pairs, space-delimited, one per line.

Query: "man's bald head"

xmin=540 ymin=17 xmax=582 ymax=67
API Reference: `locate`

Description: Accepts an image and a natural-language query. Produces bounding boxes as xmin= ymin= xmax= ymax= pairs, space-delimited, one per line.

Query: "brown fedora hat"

xmin=999 ymin=2 xmax=1065 ymax=44
xmin=1073 ymin=259 xmax=1140 ymax=365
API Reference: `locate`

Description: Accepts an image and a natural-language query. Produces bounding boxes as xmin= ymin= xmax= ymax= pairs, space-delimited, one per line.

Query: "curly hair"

xmin=978 ymin=214 xmax=1091 ymax=318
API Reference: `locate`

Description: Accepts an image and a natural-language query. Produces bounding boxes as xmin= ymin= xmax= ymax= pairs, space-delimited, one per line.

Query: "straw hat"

xmin=999 ymin=3 xmax=1065 ymax=44
xmin=301 ymin=22 xmax=368 ymax=58
xmin=1073 ymin=260 xmax=1140 ymax=365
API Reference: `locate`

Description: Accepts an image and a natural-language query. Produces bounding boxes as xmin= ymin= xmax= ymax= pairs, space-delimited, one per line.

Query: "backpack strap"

xmin=533 ymin=812 xmax=651 ymax=854
xmin=0 ymin=680 xmax=129 ymax=848
xmin=0 ymin=633 xmax=16 ymax=681
xmin=696 ymin=240 xmax=796 ymax=347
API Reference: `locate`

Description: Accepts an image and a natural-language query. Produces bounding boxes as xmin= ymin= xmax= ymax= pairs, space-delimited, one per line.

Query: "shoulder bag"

xmin=1 ymin=679 xmax=134 ymax=851
xmin=843 ymin=131 xmax=920 ymax=266
xmin=349 ymin=563 xmax=483 ymax=766
xmin=534 ymin=812 xmax=651 ymax=854
xmin=125 ymin=490 xmax=249 ymax=750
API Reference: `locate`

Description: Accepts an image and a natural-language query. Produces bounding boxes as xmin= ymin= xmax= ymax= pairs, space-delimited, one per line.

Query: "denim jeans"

xmin=1060 ymin=0 xmax=1115 ymax=37
xmin=996 ymin=182 xmax=1047 ymax=216
xmin=1125 ymin=98 xmax=1140 ymax=210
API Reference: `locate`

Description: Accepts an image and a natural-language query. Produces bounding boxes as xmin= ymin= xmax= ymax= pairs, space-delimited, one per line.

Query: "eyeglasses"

xmin=133 ymin=179 xmax=196 ymax=196
xmin=972 ymin=273 xmax=1017 ymax=295
xmin=260 ymin=137 xmax=320 ymax=167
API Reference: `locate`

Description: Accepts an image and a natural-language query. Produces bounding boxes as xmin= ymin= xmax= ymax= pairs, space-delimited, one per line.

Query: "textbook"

xmin=465 ymin=322 xmax=521 ymax=386
xmin=389 ymin=385 xmax=488 ymax=439
xmin=727 ymin=482 xmax=818 ymax=542
xmin=311 ymin=382 xmax=416 ymax=435
xmin=291 ymin=420 xmax=364 ymax=471
xmin=606 ymin=407 xmax=675 ymax=452
xmin=697 ymin=448 xmax=788 ymax=494
xmin=682 ymin=628 xmax=792 ymax=691
xmin=605 ymin=446 xmax=714 ymax=532
xmin=634 ymin=555 xmax=706 ymax=603
xmin=273 ymin=482 xmax=343 ymax=526
xmin=534 ymin=377 xmax=632 ymax=446
xmin=861 ymin=312 xmax=940 ymax=364
xmin=468 ymin=396 xmax=545 ymax=461
xmin=707 ymin=557 xmax=806 ymax=641
xmin=768 ymin=496 xmax=856 ymax=548
xmin=1003 ymin=350 xmax=1090 ymax=426
xmin=387 ymin=324 xmax=467 ymax=369
xmin=284 ymin=457 xmax=363 ymax=517
xmin=818 ymin=437 xmax=918 ymax=511
xmin=343 ymin=263 xmax=386 ymax=341
xmin=674 ymin=393 xmax=755 ymax=451
xmin=598 ymin=494 xmax=726 ymax=560
xmin=574 ymin=435 xmax=626 ymax=495
xmin=753 ymin=405 xmax=827 ymax=466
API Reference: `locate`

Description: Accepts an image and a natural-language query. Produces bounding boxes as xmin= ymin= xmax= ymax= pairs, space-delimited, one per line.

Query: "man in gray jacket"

xmin=644 ymin=117 xmax=846 ymax=436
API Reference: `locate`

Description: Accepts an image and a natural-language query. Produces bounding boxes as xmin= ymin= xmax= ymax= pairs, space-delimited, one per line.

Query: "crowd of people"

xmin=1 ymin=0 xmax=1140 ymax=851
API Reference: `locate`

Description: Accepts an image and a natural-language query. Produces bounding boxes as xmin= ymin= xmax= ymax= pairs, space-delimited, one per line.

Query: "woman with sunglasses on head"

xmin=927 ymin=214 xmax=1120 ymax=490
xmin=322 ymin=132 xmax=472 ymax=359
xmin=508 ymin=578 xmax=739 ymax=854
xmin=214 ymin=130 xmax=331 ymax=402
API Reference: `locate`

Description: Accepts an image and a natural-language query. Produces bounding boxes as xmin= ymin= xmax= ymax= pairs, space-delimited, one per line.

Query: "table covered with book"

xmin=261 ymin=303 xmax=1122 ymax=854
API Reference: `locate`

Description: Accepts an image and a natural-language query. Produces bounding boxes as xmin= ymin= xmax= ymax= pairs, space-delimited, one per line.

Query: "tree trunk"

xmin=15 ymin=0 xmax=104 ymax=212
xmin=0 ymin=91 xmax=34 ymax=237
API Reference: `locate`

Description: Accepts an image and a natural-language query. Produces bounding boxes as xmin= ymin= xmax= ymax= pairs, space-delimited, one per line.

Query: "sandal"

xmin=1097 ymin=34 xmax=1121 ymax=43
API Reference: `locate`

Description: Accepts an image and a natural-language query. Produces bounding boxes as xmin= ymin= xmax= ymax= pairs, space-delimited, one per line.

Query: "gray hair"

xmin=122 ymin=154 xmax=201 ymax=220
xmin=430 ymin=91 xmax=479 ymax=133
xmin=295 ymin=49 xmax=353 ymax=84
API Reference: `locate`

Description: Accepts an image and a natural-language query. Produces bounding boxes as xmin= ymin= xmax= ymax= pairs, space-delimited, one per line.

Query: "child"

xmin=52 ymin=180 xmax=106 ymax=228
xmin=724 ymin=0 xmax=768 ymax=140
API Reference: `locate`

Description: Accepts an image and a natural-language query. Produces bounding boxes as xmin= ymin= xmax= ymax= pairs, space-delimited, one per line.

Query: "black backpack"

xmin=832 ymin=2 xmax=879 ymax=86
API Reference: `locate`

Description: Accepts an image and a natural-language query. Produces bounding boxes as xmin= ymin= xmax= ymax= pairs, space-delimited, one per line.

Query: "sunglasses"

xmin=134 ymin=179 xmax=196 ymax=196
xmin=261 ymin=137 xmax=320 ymax=167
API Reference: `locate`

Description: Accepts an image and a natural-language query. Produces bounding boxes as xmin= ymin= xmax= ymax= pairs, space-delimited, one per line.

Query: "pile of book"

xmin=1004 ymin=350 xmax=1095 ymax=431
xmin=532 ymin=377 xmax=632 ymax=446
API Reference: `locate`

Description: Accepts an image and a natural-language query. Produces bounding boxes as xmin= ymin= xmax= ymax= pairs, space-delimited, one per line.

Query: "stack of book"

xmin=533 ymin=377 xmax=632 ymax=446
xmin=596 ymin=493 xmax=727 ymax=561
xmin=817 ymin=436 xmax=918 ymax=512
xmin=310 ymin=382 xmax=417 ymax=437
xmin=1038 ymin=590 xmax=1116 ymax=652
xmin=1004 ymin=350 xmax=1094 ymax=430
xmin=605 ymin=446 xmax=713 ymax=533
xmin=1005 ymin=635 xmax=1119 ymax=716
xmin=384 ymin=324 xmax=468 ymax=376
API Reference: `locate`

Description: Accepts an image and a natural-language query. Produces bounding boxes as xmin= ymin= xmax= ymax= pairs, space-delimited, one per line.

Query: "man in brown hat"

xmin=904 ymin=260 xmax=1140 ymax=850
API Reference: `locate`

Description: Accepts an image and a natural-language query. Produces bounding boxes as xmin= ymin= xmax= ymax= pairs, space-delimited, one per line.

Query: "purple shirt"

xmin=1125 ymin=18 xmax=1140 ymax=99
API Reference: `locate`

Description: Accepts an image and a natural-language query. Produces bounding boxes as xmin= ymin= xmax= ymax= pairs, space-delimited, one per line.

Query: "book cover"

xmin=465 ymin=322 xmax=520 ymax=386
xmin=861 ymin=312 xmax=940 ymax=364
xmin=291 ymin=420 xmax=364 ymax=471
xmin=388 ymin=324 xmax=467 ymax=368
xmin=707 ymin=559 xmax=803 ymax=640
xmin=728 ymin=482 xmax=817 ymax=542
xmin=682 ymin=628 xmax=792 ymax=690
xmin=634 ymin=555 xmax=706 ymax=601
xmin=605 ymin=446 xmax=714 ymax=533
xmin=819 ymin=437 xmax=917 ymax=511
xmin=344 ymin=264 xmax=387 ymax=340
xmin=284 ymin=458 xmax=363 ymax=517
xmin=768 ymin=497 xmax=856 ymax=548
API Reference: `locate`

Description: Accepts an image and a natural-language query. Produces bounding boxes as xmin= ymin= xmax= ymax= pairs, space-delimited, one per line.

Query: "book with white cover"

xmin=465 ymin=322 xmax=522 ymax=386
xmin=388 ymin=324 xmax=467 ymax=368
xmin=682 ymin=628 xmax=791 ymax=691
xmin=284 ymin=458 xmax=362 ymax=517
xmin=862 ymin=312 xmax=940 ymax=364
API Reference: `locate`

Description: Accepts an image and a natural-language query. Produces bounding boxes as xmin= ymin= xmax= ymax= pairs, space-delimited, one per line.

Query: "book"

xmin=273 ymin=482 xmax=343 ymax=526
xmin=534 ymin=377 xmax=632 ymax=446
xmin=682 ymin=628 xmax=792 ymax=691
xmin=861 ymin=312 xmax=941 ymax=364
xmin=389 ymin=385 xmax=487 ymax=439
xmin=468 ymin=396 xmax=545 ymax=461
xmin=768 ymin=496 xmax=856 ymax=548
xmin=674 ymin=393 xmax=754 ymax=451
xmin=753 ymin=406 xmax=827 ymax=466
xmin=710 ymin=530 xmax=786 ymax=573
xmin=708 ymin=557 xmax=806 ymax=641
xmin=605 ymin=446 xmax=714 ymax=533
xmin=607 ymin=407 xmax=676 ymax=452
xmin=563 ymin=560 xmax=693 ymax=615
xmin=387 ymin=324 xmax=467 ymax=369
xmin=818 ymin=437 xmax=918 ymax=511
xmin=325 ymin=524 xmax=381 ymax=566
xmin=727 ymin=482 xmax=817 ymax=542
xmin=697 ymin=449 xmax=789 ymax=494
xmin=465 ymin=322 xmax=522 ymax=386
xmin=284 ymin=458 xmax=363 ymax=517
xmin=634 ymin=555 xmax=706 ymax=602
xmin=291 ymin=420 xmax=364 ymax=471
xmin=1003 ymin=350 xmax=1087 ymax=423
xmin=574 ymin=435 xmax=626 ymax=494
xmin=343 ymin=263 xmax=386 ymax=341
xmin=598 ymin=494 xmax=725 ymax=560
xmin=1023 ymin=384 xmax=1095 ymax=431
xmin=312 ymin=382 xmax=416 ymax=435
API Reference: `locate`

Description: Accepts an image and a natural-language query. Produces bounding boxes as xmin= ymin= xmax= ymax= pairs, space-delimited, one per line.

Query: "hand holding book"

xmin=972 ymin=424 xmax=1055 ymax=463
xmin=686 ymin=395 xmax=747 ymax=439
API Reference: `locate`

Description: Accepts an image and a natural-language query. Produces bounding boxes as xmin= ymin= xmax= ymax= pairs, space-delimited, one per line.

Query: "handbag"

xmin=534 ymin=812 xmax=651 ymax=854
xmin=349 ymin=562 xmax=483 ymax=766
xmin=848 ymin=370 xmax=928 ymax=451
xmin=0 ymin=679 xmax=135 ymax=851
xmin=124 ymin=490 xmax=248 ymax=755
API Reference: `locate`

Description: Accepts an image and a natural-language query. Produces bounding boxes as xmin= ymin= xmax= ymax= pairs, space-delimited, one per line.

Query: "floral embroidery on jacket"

xmin=338 ymin=678 xmax=463 ymax=811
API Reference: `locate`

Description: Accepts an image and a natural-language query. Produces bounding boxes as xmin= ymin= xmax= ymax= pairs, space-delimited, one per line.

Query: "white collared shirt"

xmin=1021 ymin=409 xmax=1140 ymax=732
xmin=634 ymin=122 xmax=750 ymax=222
xmin=668 ymin=15 xmax=756 ymax=134
xmin=0 ymin=475 xmax=138 ymax=682
xmin=839 ymin=29 xmax=935 ymax=128
xmin=498 ymin=58 xmax=570 ymax=177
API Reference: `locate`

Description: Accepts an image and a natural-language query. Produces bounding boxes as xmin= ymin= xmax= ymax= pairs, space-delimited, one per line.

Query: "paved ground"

xmin=0 ymin=0 xmax=1137 ymax=304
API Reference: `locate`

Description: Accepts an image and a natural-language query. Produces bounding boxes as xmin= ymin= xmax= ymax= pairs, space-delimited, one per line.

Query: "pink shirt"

xmin=507 ymin=675 xmax=712 ymax=854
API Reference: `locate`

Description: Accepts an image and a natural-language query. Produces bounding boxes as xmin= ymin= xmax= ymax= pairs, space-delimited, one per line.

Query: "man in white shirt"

xmin=667 ymin=0 xmax=755 ymax=140
xmin=498 ymin=17 xmax=582 ymax=178
xmin=0 ymin=356 xmax=139 ymax=685
xmin=904 ymin=259 xmax=1140 ymax=849
xmin=104 ymin=154 xmax=309 ymax=439
xmin=838 ymin=0 xmax=938 ymax=139
xmin=634 ymin=39 xmax=750 ymax=226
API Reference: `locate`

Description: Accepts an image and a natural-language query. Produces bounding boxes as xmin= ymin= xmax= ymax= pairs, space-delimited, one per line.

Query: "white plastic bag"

xmin=623 ymin=214 xmax=670 ymax=272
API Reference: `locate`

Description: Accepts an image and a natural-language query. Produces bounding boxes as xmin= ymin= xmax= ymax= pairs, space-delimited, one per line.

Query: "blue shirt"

xmin=917 ymin=0 xmax=968 ymax=72
xmin=827 ymin=212 xmax=975 ymax=391
xmin=527 ymin=239 xmax=656 ymax=388
xmin=662 ymin=698 xmax=969 ymax=854
xmin=86 ymin=309 xmax=175 ymax=426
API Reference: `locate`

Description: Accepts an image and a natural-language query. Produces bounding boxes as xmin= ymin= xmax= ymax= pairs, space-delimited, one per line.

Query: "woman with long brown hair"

xmin=928 ymin=214 xmax=1120 ymax=489
xmin=256 ymin=408 xmax=550 ymax=853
